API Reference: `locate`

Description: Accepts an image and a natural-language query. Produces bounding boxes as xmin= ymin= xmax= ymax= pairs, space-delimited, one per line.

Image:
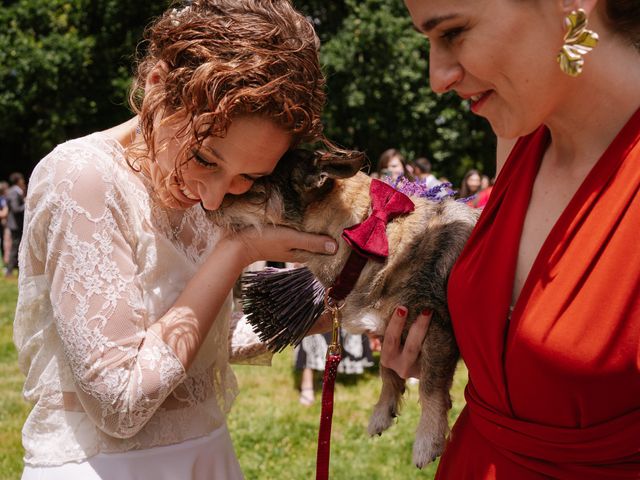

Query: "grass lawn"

xmin=0 ymin=276 xmax=467 ymax=479
xmin=0 ymin=277 xmax=28 ymax=480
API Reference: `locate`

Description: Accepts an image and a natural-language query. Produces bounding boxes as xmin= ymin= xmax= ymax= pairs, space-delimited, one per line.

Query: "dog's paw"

xmin=367 ymin=404 xmax=397 ymax=436
xmin=412 ymin=431 xmax=446 ymax=469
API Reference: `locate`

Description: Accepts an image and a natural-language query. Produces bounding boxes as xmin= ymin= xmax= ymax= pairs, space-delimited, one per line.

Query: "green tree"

xmin=0 ymin=0 xmax=167 ymax=178
xmin=300 ymin=0 xmax=495 ymax=181
xmin=0 ymin=0 xmax=495 ymax=184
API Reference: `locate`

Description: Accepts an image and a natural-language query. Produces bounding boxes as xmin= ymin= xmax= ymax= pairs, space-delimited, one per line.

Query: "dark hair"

xmin=604 ymin=0 xmax=640 ymax=50
xmin=9 ymin=172 xmax=24 ymax=186
xmin=129 ymin=0 xmax=326 ymax=169
xmin=458 ymin=169 xmax=482 ymax=198
xmin=413 ymin=157 xmax=432 ymax=174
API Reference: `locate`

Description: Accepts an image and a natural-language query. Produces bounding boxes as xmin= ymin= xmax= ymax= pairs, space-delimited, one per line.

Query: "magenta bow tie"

xmin=341 ymin=179 xmax=415 ymax=262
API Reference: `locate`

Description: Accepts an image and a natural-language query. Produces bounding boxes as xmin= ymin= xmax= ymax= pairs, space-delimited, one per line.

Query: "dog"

xmin=209 ymin=149 xmax=479 ymax=467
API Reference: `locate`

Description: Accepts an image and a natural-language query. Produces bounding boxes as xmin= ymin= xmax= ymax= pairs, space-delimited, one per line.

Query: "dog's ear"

xmin=285 ymin=149 xmax=365 ymax=201
xmin=316 ymin=151 xmax=365 ymax=180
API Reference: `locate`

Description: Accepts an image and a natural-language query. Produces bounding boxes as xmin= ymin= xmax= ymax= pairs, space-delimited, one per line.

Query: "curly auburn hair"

xmin=128 ymin=0 xmax=326 ymax=168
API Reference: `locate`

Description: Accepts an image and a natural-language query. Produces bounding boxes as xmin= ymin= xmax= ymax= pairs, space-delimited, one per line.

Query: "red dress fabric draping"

xmin=439 ymin=107 xmax=640 ymax=479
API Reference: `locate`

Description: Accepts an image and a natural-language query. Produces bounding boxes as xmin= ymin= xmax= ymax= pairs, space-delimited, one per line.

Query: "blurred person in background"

xmin=475 ymin=176 xmax=495 ymax=209
xmin=412 ymin=156 xmax=442 ymax=189
xmin=295 ymin=332 xmax=374 ymax=406
xmin=5 ymin=172 xmax=26 ymax=277
xmin=0 ymin=181 xmax=8 ymax=267
xmin=480 ymin=174 xmax=491 ymax=191
xmin=377 ymin=148 xmax=411 ymax=181
xmin=458 ymin=169 xmax=482 ymax=205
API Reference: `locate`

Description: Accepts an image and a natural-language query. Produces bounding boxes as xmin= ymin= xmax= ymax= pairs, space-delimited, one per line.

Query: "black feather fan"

xmin=241 ymin=267 xmax=327 ymax=352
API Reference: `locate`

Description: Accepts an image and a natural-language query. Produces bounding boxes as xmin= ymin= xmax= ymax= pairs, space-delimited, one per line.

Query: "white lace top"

xmin=14 ymin=133 xmax=258 ymax=466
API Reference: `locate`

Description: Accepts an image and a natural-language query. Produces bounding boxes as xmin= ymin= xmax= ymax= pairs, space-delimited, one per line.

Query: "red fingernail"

xmin=396 ymin=306 xmax=407 ymax=317
xmin=421 ymin=308 xmax=432 ymax=316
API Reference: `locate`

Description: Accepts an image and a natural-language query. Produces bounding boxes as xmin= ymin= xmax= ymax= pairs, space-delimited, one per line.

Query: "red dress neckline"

xmin=440 ymin=106 xmax=640 ymax=478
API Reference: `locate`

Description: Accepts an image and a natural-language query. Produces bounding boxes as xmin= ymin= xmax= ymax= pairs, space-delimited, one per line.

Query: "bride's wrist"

xmin=215 ymin=235 xmax=253 ymax=271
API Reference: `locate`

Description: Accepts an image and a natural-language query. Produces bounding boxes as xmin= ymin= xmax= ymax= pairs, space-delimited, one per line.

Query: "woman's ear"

xmin=144 ymin=60 xmax=170 ymax=91
xmin=559 ymin=0 xmax=598 ymax=16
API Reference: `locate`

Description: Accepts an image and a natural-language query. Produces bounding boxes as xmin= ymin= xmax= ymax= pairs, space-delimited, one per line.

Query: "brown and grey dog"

xmin=209 ymin=150 xmax=479 ymax=468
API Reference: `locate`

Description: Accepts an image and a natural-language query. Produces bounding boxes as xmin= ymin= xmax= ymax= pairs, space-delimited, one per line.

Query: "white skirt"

xmin=22 ymin=425 xmax=244 ymax=480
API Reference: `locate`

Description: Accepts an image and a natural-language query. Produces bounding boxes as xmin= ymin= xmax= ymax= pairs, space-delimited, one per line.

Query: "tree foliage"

xmin=0 ymin=0 xmax=168 ymax=178
xmin=296 ymin=0 xmax=495 ymax=180
xmin=0 ymin=0 xmax=495 ymax=183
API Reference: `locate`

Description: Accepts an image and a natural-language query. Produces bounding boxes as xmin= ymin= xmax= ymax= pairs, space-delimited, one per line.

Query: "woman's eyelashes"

xmin=191 ymin=150 xmax=258 ymax=184
xmin=441 ymin=26 xmax=465 ymax=43
xmin=192 ymin=151 xmax=218 ymax=170
xmin=241 ymin=174 xmax=259 ymax=183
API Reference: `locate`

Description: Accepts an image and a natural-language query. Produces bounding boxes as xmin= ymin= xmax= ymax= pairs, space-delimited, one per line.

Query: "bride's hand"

xmin=223 ymin=225 xmax=337 ymax=267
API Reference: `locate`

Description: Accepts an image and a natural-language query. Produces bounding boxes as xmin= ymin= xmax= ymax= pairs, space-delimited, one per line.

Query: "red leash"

xmin=314 ymin=180 xmax=415 ymax=479
xmin=316 ymin=291 xmax=343 ymax=480
xmin=315 ymin=351 xmax=341 ymax=479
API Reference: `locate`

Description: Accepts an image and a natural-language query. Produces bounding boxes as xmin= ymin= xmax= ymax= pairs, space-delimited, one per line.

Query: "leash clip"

xmin=323 ymin=288 xmax=344 ymax=357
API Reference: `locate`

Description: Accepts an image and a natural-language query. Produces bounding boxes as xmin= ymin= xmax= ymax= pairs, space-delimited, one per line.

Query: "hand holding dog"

xmin=380 ymin=307 xmax=432 ymax=379
xmin=223 ymin=225 xmax=338 ymax=268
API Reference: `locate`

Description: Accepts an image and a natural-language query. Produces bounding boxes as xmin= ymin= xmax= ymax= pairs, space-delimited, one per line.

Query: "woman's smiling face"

xmin=405 ymin=0 xmax=571 ymax=139
xmin=149 ymin=114 xmax=291 ymax=211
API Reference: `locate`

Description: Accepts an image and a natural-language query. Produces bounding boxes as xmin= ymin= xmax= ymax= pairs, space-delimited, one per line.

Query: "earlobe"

xmin=560 ymin=0 xmax=598 ymax=16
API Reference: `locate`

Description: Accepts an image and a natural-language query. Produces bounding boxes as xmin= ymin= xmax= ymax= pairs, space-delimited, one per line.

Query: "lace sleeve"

xmin=228 ymin=310 xmax=273 ymax=366
xmin=44 ymin=149 xmax=187 ymax=439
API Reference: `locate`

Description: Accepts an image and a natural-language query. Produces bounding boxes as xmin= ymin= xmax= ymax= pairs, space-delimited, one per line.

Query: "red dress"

xmin=439 ymin=107 xmax=640 ymax=479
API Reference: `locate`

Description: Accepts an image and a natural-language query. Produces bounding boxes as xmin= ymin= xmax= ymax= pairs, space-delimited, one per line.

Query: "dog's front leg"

xmin=367 ymin=365 xmax=406 ymax=436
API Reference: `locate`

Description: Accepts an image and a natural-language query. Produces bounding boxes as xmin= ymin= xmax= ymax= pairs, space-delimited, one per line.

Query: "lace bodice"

xmin=13 ymin=133 xmax=260 ymax=466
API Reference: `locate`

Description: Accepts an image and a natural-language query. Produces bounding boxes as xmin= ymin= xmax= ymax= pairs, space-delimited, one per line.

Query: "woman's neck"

xmin=544 ymin=39 xmax=640 ymax=171
xmin=101 ymin=116 xmax=153 ymax=178
xmin=102 ymin=116 xmax=140 ymax=149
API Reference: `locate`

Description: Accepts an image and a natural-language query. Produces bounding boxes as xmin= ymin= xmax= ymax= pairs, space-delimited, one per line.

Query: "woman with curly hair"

xmin=14 ymin=1 xmax=338 ymax=478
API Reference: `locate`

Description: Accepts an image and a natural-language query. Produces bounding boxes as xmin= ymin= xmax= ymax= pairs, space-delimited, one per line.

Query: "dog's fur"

xmin=209 ymin=150 xmax=479 ymax=467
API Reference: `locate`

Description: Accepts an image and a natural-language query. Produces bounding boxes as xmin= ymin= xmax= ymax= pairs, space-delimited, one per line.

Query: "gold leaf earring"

xmin=557 ymin=8 xmax=599 ymax=77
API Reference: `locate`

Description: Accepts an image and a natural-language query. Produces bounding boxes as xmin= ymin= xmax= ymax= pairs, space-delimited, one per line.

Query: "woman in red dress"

xmin=382 ymin=0 xmax=640 ymax=478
